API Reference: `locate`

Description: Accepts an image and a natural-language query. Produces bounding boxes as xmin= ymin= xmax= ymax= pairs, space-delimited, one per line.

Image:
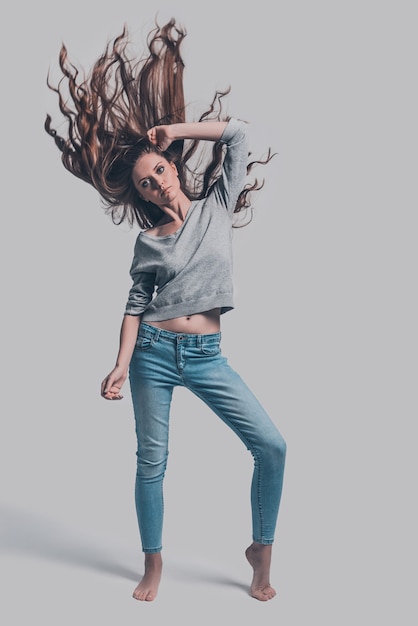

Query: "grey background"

xmin=1 ymin=0 xmax=416 ymax=624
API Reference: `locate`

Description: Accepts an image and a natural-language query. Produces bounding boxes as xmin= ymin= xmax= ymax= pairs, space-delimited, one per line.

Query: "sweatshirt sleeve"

xmin=124 ymin=270 xmax=155 ymax=315
xmin=124 ymin=237 xmax=156 ymax=316
xmin=211 ymin=118 xmax=249 ymax=216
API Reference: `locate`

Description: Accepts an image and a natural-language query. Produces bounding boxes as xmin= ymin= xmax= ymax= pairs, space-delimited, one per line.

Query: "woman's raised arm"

xmin=147 ymin=121 xmax=228 ymax=152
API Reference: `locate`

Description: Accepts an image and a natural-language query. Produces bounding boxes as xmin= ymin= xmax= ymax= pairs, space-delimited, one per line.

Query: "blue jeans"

xmin=129 ymin=323 xmax=286 ymax=553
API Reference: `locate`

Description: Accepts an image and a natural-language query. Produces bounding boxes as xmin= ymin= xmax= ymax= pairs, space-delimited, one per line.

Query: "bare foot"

xmin=245 ymin=542 xmax=276 ymax=601
xmin=133 ymin=553 xmax=162 ymax=602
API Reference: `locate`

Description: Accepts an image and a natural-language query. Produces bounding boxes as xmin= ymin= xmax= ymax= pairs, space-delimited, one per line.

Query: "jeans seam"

xmin=255 ymin=448 xmax=264 ymax=542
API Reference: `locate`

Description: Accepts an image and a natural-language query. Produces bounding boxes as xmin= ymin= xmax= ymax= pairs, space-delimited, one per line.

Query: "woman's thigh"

xmin=182 ymin=343 xmax=281 ymax=450
xmin=129 ymin=334 xmax=179 ymax=469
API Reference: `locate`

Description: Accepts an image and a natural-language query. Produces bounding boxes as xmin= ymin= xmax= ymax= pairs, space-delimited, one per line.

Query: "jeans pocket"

xmin=200 ymin=341 xmax=221 ymax=356
xmin=136 ymin=335 xmax=153 ymax=350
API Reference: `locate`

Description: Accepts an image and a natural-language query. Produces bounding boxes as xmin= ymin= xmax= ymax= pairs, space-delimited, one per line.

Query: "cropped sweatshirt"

xmin=124 ymin=118 xmax=248 ymax=321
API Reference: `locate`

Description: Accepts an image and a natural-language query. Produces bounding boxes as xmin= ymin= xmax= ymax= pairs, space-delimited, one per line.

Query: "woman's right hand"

xmin=147 ymin=125 xmax=174 ymax=152
xmin=101 ymin=365 xmax=127 ymax=400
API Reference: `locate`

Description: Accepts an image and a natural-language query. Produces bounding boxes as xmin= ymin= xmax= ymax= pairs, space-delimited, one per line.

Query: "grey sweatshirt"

xmin=124 ymin=118 xmax=249 ymax=321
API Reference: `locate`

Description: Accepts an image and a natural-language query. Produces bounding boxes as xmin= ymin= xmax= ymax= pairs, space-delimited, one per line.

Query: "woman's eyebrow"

xmin=137 ymin=162 xmax=164 ymax=183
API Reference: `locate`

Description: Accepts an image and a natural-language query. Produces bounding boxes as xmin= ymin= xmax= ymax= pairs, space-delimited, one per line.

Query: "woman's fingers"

xmin=147 ymin=126 xmax=170 ymax=151
xmin=101 ymin=375 xmax=124 ymax=400
xmin=147 ymin=127 xmax=158 ymax=145
xmin=102 ymin=384 xmax=124 ymax=400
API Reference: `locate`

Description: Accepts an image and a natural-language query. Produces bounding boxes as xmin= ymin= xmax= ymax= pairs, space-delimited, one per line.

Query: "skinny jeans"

xmin=129 ymin=322 xmax=286 ymax=554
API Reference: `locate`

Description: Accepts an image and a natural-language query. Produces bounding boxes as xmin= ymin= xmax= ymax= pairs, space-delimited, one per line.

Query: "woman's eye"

xmin=157 ymin=166 xmax=165 ymax=174
xmin=141 ymin=180 xmax=150 ymax=188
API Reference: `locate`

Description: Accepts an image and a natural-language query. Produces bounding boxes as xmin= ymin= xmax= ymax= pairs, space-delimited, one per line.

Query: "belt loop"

xmin=197 ymin=334 xmax=202 ymax=349
xmin=145 ymin=324 xmax=160 ymax=342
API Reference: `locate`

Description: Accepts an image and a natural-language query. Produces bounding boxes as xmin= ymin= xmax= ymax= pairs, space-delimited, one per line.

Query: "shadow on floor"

xmin=0 ymin=503 xmax=249 ymax=594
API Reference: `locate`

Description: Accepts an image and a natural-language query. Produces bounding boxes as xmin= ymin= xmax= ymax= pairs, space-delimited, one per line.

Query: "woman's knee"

xmin=276 ymin=433 xmax=287 ymax=458
xmin=262 ymin=431 xmax=286 ymax=468
xmin=136 ymin=451 xmax=169 ymax=482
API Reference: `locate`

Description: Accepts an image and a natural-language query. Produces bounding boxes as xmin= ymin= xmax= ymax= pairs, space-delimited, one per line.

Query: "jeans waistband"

xmin=140 ymin=322 xmax=221 ymax=345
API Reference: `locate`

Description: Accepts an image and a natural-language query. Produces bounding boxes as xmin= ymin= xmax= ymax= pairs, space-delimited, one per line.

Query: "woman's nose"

xmin=151 ymin=178 xmax=163 ymax=190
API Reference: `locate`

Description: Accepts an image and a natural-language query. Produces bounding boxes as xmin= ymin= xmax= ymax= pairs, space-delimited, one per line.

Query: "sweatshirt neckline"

xmin=141 ymin=201 xmax=197 ymax=241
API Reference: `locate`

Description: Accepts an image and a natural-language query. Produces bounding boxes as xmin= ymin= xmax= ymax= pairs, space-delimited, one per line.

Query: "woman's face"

xmin=132 ymin=152 xmax=181 ymax=206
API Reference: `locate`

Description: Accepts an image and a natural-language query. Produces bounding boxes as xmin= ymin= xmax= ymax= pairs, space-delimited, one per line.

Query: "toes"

xmin=133 ymin=587 xmax=157 ymax=602
xmin=252 ymin=591 xmax=269 ymax=602
xmin=251 ymin=586 xmax=276 ymax=601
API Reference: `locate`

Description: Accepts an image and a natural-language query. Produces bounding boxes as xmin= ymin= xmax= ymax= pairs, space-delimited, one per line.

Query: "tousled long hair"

xmin=45 ymin=18 xmax=273 ymax=229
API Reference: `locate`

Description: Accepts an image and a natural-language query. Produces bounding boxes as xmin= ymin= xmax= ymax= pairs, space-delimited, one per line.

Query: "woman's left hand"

xmin=147 ymin=125 xmax=174 ymax=152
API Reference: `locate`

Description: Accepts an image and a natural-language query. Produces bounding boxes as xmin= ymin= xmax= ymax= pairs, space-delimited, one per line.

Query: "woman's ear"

xmin=170 ymin=161 xmax=178 ymax=175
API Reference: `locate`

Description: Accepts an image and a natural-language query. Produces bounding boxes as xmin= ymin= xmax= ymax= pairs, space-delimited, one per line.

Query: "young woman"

xmin=45 ymin=18 xmax=286 ymax=603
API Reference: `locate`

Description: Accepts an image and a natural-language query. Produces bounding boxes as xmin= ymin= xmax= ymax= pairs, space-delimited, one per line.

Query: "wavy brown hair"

xmin=45 ymin=18 xmax=273 ymax=229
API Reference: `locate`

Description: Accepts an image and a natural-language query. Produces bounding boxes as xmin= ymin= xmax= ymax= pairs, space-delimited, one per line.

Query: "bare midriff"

xmin=146 ymin=308 xmax=221 ymax=334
